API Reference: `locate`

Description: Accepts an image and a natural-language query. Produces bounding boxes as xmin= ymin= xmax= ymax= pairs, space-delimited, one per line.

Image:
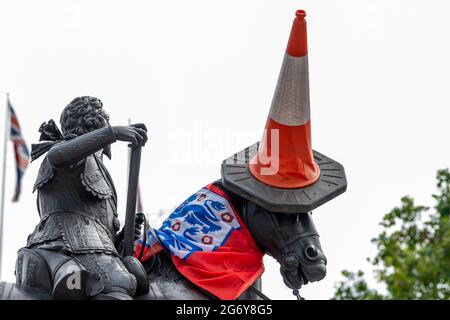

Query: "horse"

xmin=0 ymin=181 xmax=327 ymax=300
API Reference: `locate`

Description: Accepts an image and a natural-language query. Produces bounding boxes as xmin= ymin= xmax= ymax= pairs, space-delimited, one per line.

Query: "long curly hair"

xmin=60 ymin=96 xmax=110 ymax=136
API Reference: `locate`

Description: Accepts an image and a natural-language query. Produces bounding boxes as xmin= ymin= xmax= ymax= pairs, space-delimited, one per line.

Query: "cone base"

xmin=221 ymin=143 xmax=347 ymax=213
xmin=249 ymin=157 xmax=320 ymax=189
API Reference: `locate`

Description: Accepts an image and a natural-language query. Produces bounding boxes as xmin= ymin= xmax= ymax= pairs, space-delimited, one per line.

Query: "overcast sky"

xmin=0 ymin=0 xmax=449 ymax=300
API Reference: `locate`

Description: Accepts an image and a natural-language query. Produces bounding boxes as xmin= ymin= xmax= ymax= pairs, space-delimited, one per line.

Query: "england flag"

xmin=136 ymin=183 xmax=265 ymax=300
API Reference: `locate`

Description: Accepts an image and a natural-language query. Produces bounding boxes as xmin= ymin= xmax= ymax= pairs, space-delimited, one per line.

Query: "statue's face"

xmin=242 ymin=202 xmax=327 ymax=289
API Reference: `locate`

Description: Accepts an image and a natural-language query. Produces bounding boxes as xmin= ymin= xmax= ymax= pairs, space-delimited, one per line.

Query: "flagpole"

xmin=0 ymin=93 xmax=10 ymax=280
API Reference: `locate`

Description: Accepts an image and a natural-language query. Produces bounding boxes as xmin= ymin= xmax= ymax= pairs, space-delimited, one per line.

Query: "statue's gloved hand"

xmin=112 ymin=124 xmax=148 ymax=147
xmin=134 ymin=212 xmax=146 ymax=240
xmin=115 ymin=213 xmax=147 ymax=253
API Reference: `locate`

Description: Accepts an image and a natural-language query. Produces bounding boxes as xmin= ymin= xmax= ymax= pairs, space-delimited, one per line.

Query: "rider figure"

xmin=16 ymin=96 xmax=148 ymax=300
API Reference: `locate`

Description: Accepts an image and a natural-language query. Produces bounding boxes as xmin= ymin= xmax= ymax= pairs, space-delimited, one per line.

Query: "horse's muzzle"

xmin=299 ymin=245 xmax=327 ymax=284
xmin=299 ymin=260 xmax=327 ymax=284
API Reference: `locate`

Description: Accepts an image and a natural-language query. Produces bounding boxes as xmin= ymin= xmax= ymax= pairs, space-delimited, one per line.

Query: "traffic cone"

xmin=221 ymin=10 xmax=347 ymax=213
xmin=249 ymin=10 xmax=320 ymax=189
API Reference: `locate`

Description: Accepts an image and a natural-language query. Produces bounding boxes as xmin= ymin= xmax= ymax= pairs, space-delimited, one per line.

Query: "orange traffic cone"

xmin=221 ymin=10 xmax=346 ymax=213
xmin=249 ymin=10 xmax=320 ymax=189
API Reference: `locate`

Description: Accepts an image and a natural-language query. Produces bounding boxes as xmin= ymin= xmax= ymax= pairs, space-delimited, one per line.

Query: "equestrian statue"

xmin=0 ymin=9 xmax=347 ymax=300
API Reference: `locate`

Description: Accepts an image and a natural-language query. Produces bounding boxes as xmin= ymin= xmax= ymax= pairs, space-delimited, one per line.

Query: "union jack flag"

xmin=8 ymin=98 xmax=30 ymax=202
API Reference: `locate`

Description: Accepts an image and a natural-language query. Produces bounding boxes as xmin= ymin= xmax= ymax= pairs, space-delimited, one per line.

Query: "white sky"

xmin=0 ymin=0 xmax=449 ymax=300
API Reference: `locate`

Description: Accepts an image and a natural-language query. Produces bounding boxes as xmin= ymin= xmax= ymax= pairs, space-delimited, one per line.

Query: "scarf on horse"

xmin=135 ymin=183 xmax=265 ymax=300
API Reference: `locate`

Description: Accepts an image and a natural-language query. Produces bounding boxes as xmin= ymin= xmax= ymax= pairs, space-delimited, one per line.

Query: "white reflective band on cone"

xmin=268 ymin=54 xmax=310 ymax=126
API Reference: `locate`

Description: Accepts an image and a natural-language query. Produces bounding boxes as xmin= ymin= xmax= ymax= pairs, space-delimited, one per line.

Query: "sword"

xmin=123 ymin=145 xmax=142 ymax=257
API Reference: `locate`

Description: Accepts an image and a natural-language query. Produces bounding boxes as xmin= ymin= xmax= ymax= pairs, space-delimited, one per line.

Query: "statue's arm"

xmin=47 ymin=124 xmax=148 ymax=168
xmin=47 ymin=126 xmax=117 ymax=168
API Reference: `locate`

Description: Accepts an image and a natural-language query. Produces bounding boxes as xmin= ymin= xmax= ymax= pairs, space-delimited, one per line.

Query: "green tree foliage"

xmin=333 ymin=169 xmax=450 ymax=300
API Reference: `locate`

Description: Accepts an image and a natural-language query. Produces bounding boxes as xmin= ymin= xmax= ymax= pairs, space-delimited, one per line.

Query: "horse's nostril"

xmin=305 ymin=246 xmax=318 ymax=259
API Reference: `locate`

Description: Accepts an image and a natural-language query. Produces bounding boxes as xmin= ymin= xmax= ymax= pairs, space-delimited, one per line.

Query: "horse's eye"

xmin=305 ymin=246 xmax=318 ymax=259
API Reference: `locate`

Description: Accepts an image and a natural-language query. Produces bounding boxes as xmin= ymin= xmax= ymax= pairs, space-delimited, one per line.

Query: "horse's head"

xmin=239 ymin=200 xmax=327 ymax=290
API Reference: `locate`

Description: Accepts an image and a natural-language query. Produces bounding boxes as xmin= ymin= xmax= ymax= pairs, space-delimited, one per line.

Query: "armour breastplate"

xmin=28 ymin=154 xmax=121 ymax=251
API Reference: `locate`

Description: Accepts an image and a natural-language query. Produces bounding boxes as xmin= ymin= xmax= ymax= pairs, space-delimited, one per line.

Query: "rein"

xmin=248 ymin=285 xmax=271 ymax=300
xmin=248 ymin=284 xmax=306 ymax=301
xmin=283 ymin=232 xmax=320 ymax=248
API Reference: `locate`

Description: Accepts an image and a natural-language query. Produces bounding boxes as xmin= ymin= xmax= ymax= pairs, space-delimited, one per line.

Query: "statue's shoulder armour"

xmin=81 ymin=155 xmax=114 ymax=199
xmin=33 ymin=157 xmax=55 ymax=192
xmin=33 ymin=154 xmax=113 ymax=200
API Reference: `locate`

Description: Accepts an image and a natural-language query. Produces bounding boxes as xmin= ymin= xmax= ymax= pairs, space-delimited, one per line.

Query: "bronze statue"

xmin=0 ymin=104 xmax=329 ymax=299
xmin=0 ymin=94 xmax=333 ymax=299
xmin=0 ymin=10 xmax=347 ymax=300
